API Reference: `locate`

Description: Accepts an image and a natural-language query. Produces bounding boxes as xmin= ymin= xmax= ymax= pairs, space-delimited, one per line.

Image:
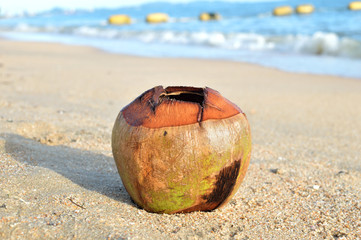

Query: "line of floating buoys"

xmin=349 ymin=1 xmax=361 ymax=10
xmin=273 ymin=6 xmax=293 ymax=16
xmin=108 ymin=14 xmax=132 ymax=25
xmin=296 ymin=4 xmax=314 ymax=14
xmin=273 ymin=4 xmax=316 ymax=16
xmin=199 ymin=12 xmax=221 ymax=21
xmin=146 ymin=13 xmax=169 ymax=24
xmin=109 ymin=2 xmax=359 ymax=25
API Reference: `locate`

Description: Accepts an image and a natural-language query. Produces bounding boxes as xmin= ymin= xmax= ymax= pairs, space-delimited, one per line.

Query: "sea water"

xmin=1 ymin=0 xmax=361 ymax=78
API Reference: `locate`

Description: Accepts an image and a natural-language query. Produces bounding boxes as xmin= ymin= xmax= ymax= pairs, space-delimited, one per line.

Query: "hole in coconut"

xmin=161 ymin=87 xmax=205 ymax=106
xmin=164 ymin=92 xmax=204 ymax=105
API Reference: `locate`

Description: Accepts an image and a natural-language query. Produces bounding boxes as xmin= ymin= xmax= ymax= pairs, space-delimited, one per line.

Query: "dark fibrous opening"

xmin=161 ymin=87 xmax=205 ymax=106
xmin=165 ymin=92 xmax=204 ymax=105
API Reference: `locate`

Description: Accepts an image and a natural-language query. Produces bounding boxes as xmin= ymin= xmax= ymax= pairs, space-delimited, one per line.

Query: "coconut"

xmin=111 ymin=86 xmax=251 ymax=214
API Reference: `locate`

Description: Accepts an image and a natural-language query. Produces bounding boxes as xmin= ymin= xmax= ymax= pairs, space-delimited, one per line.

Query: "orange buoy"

xmin=199 ymin=12 xmax=221 ymax=21
xmin=108 ymin=15 xmax=131 ymax=25
xmin=273 ymin=6 xmax=293 ymax=16
xmin=146 ymin=13 xmax=169 ymax=23
xmin=349 ymin=1 xmax=361 ymax=10
xmin=296 ymin=4 xmax=314 ymax=14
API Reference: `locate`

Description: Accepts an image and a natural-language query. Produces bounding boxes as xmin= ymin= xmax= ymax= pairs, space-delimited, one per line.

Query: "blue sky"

xmin=0 ymin=0 xmax=193 ymax=14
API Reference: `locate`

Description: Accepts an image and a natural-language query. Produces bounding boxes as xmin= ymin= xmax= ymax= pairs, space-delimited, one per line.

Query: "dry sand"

xmin=0 ymin=39 xmax=360 ymax=239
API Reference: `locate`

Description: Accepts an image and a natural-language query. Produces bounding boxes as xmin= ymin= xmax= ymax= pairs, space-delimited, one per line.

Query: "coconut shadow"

xmin=2 ymin=133 xmax=134 ymax=206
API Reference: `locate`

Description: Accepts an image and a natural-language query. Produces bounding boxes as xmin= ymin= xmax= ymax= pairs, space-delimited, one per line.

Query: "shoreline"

xmin=2 ymin=31 xmax=361 ymax=80
xmin=1 ymin=39 xmax=360 ymax=239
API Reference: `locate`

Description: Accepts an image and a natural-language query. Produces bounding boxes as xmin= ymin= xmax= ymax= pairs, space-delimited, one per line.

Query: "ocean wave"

xmin=293 ymin=32 xmax=361 ymax=58
xmin=73 ymin=27 xmax=361 ymax=59
xmin=6 ymin=23 xmax=361 ymax=59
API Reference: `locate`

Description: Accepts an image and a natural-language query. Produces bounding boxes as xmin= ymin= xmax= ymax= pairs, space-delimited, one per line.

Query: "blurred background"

xmin=1 ymin=0 xmax=361 ymax=78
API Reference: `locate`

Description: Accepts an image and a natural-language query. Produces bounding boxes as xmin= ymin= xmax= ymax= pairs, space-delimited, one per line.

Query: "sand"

xmin=0 ymin=39 xmax=360 ymax=239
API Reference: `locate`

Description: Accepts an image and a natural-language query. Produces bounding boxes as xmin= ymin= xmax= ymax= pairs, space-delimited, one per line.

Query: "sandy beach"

xmin=0 ymin=39 xmax=360 ymax=239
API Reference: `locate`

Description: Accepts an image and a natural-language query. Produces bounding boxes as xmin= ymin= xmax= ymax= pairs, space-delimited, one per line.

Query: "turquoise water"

xmin=1 ymin=0 xmax=361 ymax=78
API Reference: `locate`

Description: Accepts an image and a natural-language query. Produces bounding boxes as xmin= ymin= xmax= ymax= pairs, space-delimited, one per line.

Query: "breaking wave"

xmin=9 ymin=23 xmax=361 ymax=59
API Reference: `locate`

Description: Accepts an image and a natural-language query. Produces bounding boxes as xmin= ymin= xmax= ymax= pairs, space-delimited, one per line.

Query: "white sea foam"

xmin=105 ymin=30 xmax=361 ymax=59
xmin=14 ymin=23 xmax=38 ymax=32
xmin=6 ymin=22 xmax=361 ymax=59
xmin=294 ymin=32 xmax=361 ymax=58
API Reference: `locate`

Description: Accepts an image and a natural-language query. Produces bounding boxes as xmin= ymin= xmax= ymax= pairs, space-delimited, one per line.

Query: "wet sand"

xmin=0 ymin=39 xmax=360 ymax=239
